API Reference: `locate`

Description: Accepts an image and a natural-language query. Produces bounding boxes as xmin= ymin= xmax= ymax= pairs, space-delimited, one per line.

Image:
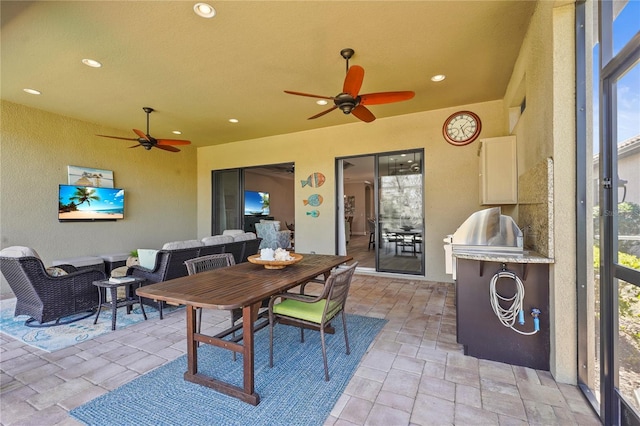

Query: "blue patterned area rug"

xmin=0 ymin=298 xmax=168 ymax=352
xmin=71 ymin=314 xmax=387 ymax=426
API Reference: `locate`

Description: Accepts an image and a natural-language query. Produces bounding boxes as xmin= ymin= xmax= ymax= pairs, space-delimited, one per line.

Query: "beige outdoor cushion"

xmin=233 ymin=232 xmax=257 ymax=242
xmin=162 ymin=240 xmax=204 ymax=250
xmin=0 ymin=246 xmax=40 ymax=258
xmin=202 ymin=235 xmax=234 ymax=246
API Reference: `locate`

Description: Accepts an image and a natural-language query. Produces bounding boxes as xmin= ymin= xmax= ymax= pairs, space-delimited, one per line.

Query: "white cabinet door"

xmin=479 ymin=136 xmax=517 ymax=205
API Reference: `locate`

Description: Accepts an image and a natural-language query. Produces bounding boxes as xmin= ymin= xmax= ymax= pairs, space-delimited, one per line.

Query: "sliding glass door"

xmin=376 ymin=151 xmax=424 ymax=275
xmin=211 ymin=164 xmax=295 ymax=236
xmin=211 ymin=169 xmax=243 ymax=235
xmin=578 ymin=2 xmax=640 ymax=424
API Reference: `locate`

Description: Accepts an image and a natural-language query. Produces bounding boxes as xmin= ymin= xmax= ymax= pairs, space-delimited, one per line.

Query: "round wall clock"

xmin=442 ymin=111 xmax=482 ymax=146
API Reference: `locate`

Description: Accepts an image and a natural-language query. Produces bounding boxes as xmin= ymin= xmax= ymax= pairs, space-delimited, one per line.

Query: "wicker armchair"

xmin=0 ymin=251 xmax=104 ymax=327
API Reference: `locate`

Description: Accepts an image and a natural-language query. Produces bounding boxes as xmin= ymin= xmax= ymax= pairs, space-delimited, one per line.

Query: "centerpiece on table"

xmin=248 ymin=248 xmax=302 ymax=269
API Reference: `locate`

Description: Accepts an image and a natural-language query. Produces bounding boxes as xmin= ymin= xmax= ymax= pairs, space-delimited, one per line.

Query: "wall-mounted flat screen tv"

xmin=244 ymin=190 xmax=270 ymax=216
xmin=58 ymin=184 xmax=125 ymax=221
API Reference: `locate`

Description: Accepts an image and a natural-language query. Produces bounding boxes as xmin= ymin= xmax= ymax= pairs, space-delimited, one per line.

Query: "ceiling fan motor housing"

xmin=334 ymin=93 xmax=359 ymax=114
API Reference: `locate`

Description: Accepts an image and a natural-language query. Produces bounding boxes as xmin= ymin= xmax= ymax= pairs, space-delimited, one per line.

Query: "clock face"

xmin=443 ymin=111 xmax=482 ymax=146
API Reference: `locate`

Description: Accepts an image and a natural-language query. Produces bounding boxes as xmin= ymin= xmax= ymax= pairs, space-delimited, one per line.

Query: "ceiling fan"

xmin=96 ymin=107 xmax=191 ymax=152
xmin=284 ymin=48 xmax=415 ymax=123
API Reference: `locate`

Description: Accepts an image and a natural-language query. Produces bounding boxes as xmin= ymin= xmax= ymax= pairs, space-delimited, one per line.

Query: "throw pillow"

xmin=46 ymin=267 xmax=68 ymax=277
xmin=137 ymin=249 xmax=159 ymax=269
xmin=260 ymin=220 xmax=281 ymax=231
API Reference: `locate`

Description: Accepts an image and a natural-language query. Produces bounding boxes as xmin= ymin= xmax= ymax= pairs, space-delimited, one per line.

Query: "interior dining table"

xmin=136 ymin=253 xmax=353 ymax=405
xmin=390 ymin=228 xmax=423 ymax=256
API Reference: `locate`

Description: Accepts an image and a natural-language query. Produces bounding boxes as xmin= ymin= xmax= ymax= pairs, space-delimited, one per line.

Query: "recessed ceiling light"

xmin=229 ymin=118 xmax=239 ymax=123
xmin=82 ymin=58 xmax=102 ymax=68
xmin=23 ymin=88 xmax=41 ymax=95
xmin=172 ymin=130 xmax=182 ymax=135
xmin=431 ymin=74 xmax=446 ymax=82
xmin=194 ymin=3 xmax=216 ymax=18
xmin=316 ymin=100 xmax=328 ymax=106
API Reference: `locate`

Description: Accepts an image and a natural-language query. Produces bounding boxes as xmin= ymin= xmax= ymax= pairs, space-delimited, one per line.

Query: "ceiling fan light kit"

xmin=284 ymin=48 xmax=415 ymax=123
xmin=96 ymin=107 xmax=191 ymax=153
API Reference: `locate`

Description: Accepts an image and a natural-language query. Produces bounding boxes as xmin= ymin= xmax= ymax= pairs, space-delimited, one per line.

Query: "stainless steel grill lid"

xmin=451 ymin=207 xmax=523 ymax=253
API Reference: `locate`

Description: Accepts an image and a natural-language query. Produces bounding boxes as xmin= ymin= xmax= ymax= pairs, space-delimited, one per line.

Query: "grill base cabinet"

xmin=455 ymin=258 xmax=550 ymax=370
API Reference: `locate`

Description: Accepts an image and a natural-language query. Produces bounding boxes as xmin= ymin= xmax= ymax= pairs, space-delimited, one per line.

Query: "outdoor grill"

xmin=444 ymin=207 xmax=523 ymax=278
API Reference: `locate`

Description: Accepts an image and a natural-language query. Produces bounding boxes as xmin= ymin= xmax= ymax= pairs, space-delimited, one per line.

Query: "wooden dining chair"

xmin=184 ymin=253 xmax=236 ymax=348
xmin=268 ymin=261 xmax=358 ymax=381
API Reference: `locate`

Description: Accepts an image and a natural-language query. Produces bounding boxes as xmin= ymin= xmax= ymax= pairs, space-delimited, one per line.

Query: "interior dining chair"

xmin=184 ymin=253 xmax=236 ymax=349
xmin=367 ymin=219 xmax=376 ymax=250
xmin=268 ymin=261 xmax=358 ymax=381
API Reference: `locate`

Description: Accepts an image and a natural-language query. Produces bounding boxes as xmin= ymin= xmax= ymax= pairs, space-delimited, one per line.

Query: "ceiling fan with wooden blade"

xmin=284 ymin=48 xmax=415 ymax=123
xmin=96 ymin=107 xmax=191 ymax=152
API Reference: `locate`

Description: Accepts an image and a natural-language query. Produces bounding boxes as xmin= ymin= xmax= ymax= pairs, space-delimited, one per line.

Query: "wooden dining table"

xmin=136 ymin=253 xmax=352 ymax=405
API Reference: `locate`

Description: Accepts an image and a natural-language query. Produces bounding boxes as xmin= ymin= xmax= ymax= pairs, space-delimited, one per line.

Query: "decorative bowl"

xmin=247 ymin=253 xmax=303 ymax=269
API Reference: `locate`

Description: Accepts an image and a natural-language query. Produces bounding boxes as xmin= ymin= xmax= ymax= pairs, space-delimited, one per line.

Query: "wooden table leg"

xmin=183 ymin=303 xmax=260 ymax=405
xmin=241 ymin=303 xmax=259 ymax=403
xmin=186 ymin=305 xmax=198 ymax=375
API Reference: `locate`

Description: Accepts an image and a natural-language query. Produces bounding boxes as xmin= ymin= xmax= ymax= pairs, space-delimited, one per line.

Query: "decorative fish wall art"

xmin=303 ymin=194 xmax=323 ymax=207
xmin=306 ymin=210 xmax=320 ymax=218
xmin=301 ymin=172 xmax=325 ymax=188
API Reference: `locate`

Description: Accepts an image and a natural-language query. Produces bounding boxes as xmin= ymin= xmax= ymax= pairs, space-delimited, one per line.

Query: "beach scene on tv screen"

xmin=245 ymin=191 xmax=269 ymax=215
xmin=58 ymin=185 xmax=124 ymax=220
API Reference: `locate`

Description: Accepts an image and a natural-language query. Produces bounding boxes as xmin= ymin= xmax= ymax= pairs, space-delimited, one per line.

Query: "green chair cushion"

xmin=273 ymin=298 xmax=344 ymax=324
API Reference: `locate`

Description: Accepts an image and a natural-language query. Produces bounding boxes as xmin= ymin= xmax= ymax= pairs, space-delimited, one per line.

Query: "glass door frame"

xmin=211 ymin=168 xmax=244 ymax=235
xmin=577 ymin=1 xmax=640 ymax=424
xmin=600 ymin=30 xmax=640 ymax=425
xmin=337 ymin=149 xmax=425 ymax=276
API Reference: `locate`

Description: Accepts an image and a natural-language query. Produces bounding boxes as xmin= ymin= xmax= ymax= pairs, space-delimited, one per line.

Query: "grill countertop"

xmin=452 ymin=249 xmax=554 ymax=263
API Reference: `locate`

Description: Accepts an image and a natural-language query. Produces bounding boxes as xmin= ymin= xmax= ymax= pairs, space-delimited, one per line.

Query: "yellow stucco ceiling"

xmin=1 ymin=1 xmax=537 ymax=148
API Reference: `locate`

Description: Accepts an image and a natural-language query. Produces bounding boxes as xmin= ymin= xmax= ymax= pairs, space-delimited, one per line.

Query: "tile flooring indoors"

xmin=1 ymin=267 xmax=601 ymax=425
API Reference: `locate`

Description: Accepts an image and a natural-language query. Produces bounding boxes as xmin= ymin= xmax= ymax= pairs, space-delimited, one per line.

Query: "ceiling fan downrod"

xmin=338 ymin=48 xmax=357 ymax=114
xmin=142 ymin=107 xmax=154 ymax=136
xmin=340 ymin=48 xmax=354 ymax=74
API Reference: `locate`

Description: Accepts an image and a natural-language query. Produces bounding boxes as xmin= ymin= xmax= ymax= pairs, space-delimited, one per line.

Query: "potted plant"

xmin=127 ymin=250 xmax=140 ymax=267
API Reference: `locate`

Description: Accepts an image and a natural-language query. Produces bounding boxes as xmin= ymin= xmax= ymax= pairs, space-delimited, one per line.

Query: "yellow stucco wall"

xmin=197 ymin=100 xmax=507 ymax=283
xmin=504 ymin=2 xmax=577 ymax=383
xmin=0 ymin=101 xmax=198 ymax=296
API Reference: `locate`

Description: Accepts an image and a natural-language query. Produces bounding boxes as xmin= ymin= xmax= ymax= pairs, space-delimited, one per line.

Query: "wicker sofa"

xmin=128 ymin=232 xmax=261 ymax=316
